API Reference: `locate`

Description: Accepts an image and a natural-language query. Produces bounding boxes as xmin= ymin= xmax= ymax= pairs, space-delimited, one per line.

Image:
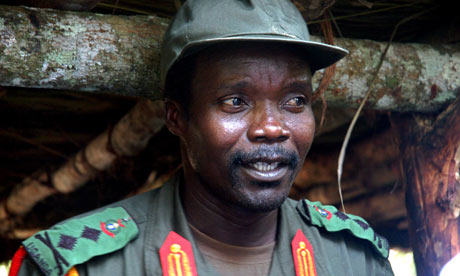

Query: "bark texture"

xmin=0 ymin=5 xmax=169 ymax=99
xmin=321 ymin=39 xmax=460 ymax=112
xmin=1 ymin=5 xmax=459 ymax=111
xmin=398 ymin=97 xmax=460 ymax=275
xmin=0 ymin=99 xmax=164 ymax=235
xmin=292 ymin=129 xmax=405 ymax=226
xmin=14 ymin=0 xmax=102 ymax=11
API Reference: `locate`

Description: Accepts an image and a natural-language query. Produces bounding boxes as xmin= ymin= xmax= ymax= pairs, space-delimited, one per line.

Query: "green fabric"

xmin=18 ymin=174 xmax=393 ymax=276
xmin=304 ymin=199 xmax=389 ymax=258
xmin=160 ymin=0 xmax=348 ymax=87
xmin=22 ymin=207 xmax=138 ymax=276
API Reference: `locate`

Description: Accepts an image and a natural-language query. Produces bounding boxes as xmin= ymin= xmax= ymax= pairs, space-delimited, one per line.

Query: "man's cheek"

xmin=209 ymin=120 xmax=246 ymax=146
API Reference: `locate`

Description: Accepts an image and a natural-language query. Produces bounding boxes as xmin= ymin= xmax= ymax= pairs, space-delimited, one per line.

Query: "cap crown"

xmin=160 ymin=0 xmax=347 ymax=87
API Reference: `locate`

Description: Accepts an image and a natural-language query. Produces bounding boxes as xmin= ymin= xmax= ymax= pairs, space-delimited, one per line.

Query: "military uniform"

xmin=14 ymin=173 xmax=393 ymax=276
xmin=8 ymin=1 xmax=395 ymax=275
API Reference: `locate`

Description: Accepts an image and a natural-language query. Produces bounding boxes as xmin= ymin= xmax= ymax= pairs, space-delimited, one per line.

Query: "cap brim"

xmin=179 ymin=35 xmax=349 ymax=72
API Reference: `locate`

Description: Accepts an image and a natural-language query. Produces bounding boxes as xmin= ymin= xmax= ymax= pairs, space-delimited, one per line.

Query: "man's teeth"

xmin=251 ymin=162 xmax=280 ymax=172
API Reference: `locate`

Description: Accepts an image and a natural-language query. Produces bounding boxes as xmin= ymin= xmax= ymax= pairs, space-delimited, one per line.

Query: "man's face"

xmin=177 ymin=44 xmax=315 ymax=213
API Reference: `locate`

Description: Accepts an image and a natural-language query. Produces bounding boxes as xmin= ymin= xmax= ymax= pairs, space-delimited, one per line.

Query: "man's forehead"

xmin=214 ymin=78 xmax=312 ymax=95
xmin=191 ymin=51 xmax=312 ymax=98
xmin=185 ymin=42 xmax=313 ymax=99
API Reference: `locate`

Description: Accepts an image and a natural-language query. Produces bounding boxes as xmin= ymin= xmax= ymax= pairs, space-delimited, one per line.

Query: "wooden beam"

xmin=14 ymin=0 xmax=102 ymax=11
xmin=0 ymin=99 xmax=164 ymax=234
xmin=397 ymin=97 xmax=460 ymax=275
xmin=0 ymin=5 xmax=169 ymax=98
xmin=1 ymin=5 xmax=458 ymax=112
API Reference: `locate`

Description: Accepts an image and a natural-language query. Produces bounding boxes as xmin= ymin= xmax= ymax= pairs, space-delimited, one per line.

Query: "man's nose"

xmin=247 ymin=107 xmax=290 ymax=143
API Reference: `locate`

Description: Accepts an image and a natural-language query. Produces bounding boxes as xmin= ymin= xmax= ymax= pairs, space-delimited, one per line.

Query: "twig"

xmin=96 ymin=2 xmax=154 ymax=15
xmin=55 ymin=125 xmax=82 ymax=149
xmin=112 ymin=0 xmax=120 ymax=15
xmin=357 ymin=0 xmax=373 ymax=9
xmin=313 ymin=14 xmax=336 ymax=134
xmin=309 ymin=3 xmax=416 ymax=25
xmin=336 ymin=8 xmax=434 ymax=213
xmin=0 ymin=130 xmax=69 ymax=160
xmin=318 ymin=94 xmax=328 ymax=133
xmin=328 ymin=10 xmax=343 ymax=38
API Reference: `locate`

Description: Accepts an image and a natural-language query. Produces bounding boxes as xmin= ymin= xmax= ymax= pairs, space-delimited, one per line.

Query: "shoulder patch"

xmin=22 ymin=207 xmax=139 ymax=276
xmin=302 ymin=199 xmax=389 ymax=259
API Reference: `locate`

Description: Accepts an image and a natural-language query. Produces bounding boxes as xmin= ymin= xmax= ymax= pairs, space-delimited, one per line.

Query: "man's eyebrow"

xmin=283 ymin=80 xmax=312 ymax=93
xmin=217 ymin=80 xmax=251 ymax=91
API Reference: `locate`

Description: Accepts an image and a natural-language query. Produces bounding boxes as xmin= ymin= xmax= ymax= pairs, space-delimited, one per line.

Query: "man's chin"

xmin=234 ymin=189 xmax=289 ymax=213
xmin=229 ymin=170 xmax=294 ymax=213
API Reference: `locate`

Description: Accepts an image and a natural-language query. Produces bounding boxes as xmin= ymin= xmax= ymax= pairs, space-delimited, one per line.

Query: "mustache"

xmin=230 ymin=144 xmax=299 ymax=170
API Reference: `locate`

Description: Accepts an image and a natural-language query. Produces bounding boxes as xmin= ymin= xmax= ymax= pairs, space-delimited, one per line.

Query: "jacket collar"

xmin=142 ymin=172 xmax=300 ymax=275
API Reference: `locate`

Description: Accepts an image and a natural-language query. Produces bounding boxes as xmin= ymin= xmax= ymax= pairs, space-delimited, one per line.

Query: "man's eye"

xmin=285 ymin=97 xmax=307 ymax=107
xmin=222 ymin=97 xmax=245 ymax=106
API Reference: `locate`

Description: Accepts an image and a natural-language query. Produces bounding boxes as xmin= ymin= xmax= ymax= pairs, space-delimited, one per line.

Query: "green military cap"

xmin=160 ymin=0 xmax=348 ymax=88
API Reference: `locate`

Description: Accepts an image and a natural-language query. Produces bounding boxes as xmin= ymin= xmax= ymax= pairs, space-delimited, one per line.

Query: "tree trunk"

xmin=1 ymin=5 xmax=458 ymax=112
xmin=398 ymin=97 xmax=460 ymax=275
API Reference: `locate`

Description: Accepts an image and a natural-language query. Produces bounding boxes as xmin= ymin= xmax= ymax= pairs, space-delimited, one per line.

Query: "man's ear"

xmin=164 ymin=99 xmax=187 ymax=137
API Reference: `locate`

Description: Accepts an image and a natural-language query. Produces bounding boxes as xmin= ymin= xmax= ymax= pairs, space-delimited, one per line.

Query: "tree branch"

xmin=0 ymin=5 xmax=458 ymax=112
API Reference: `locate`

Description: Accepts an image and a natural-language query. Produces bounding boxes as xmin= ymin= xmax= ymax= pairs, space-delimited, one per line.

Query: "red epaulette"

xmin=291 ymin=229 xmax=318 ymax=276
xmin=8 ymin=246 xmax=27 ymax=276
xmin=160 ymin=231 xmax=198 ymax=276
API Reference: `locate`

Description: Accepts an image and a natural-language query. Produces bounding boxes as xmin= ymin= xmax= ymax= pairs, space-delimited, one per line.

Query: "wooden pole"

xmin=0 ymin=5 xmax=458 ymax=112
xmin=398 ymin=97 xmax=460 ymax=275
xmin=0 ymin=99 xmax=164 ymax=234
xmin=0 ymin=5 xmax=169 ymax=98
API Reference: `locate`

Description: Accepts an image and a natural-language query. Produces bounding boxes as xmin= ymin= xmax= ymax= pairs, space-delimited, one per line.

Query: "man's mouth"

xmin=248 ymin=161 xmax=281 ymax=172
xmin=241 ymin=159 xmax=289 ymax=182
xmin=230 ymin=145 xmax=299 ymax=183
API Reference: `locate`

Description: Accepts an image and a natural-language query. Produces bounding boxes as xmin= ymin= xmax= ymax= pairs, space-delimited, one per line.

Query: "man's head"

xmin=166 ymin=42 xmax=314 ymax=212
xmin=161 ymin=0 xmax=347 ymax=213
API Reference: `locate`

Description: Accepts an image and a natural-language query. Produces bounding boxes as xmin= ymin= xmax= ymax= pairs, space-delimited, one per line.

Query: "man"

xmin=11 ymin=0 xmax=394 ymax=275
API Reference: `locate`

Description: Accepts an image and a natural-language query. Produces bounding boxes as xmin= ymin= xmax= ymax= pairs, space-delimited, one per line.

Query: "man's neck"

xmin=181 ymin=174 xmax=279 ymax=247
